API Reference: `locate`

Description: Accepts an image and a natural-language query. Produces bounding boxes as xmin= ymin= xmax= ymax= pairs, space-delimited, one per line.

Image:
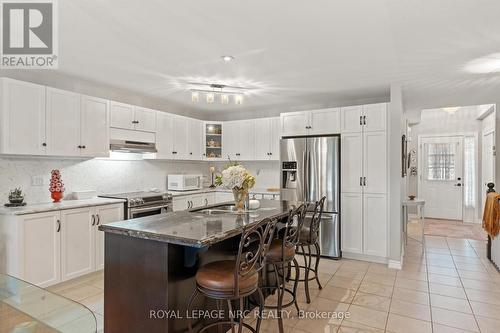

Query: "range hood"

xmin=110 ymin=139 xmax=157 ymax=153
xmin=109 ymin=128 xmax=157 ymax=154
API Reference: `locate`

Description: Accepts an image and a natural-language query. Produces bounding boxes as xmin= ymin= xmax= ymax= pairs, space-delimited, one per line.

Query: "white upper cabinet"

xmin=340 ymin=105 xmax=363 ymax=133
xmin=309 ymin=108 xmax=340 ymax=135
xmin=110 ymin=102 xmax=156 ymax=132
xmin=363 ymin=131 xmax=387 ymax=194
xmin=0 ymin=78 xmax=46 ymax=155
xmin=156 ymin=112 xmax=174 ymax=159
xmin=46 ymin=88 xmax=81 ymax=156
xmin=238 ymin=120 xmax=255 ymax=160
xmin=363 ymin=103 xmax=387 ymax=132
xmin=341 ymin=103 xmax=387 ymax=133
xmin=187 ymin=118 xmax=203 ymax=160
xmin=223 ymin=120 xmax=255 ymax=161
xmin=134 ymin=107 xmax=157 ymax=132
xmin=110 ymin=101 xmax=135 ymax=130
xmin=80 ymin=96 xmax=110 ymax=157
xmin=341 ymin=133 xmax=363 ymax=193
xmin=280 ymin=108 xmax=340 ymax=137
xmin=255 ymin=117 xmax=280 ymax=160
xmin=281 ymin=112 xmax=308 ymax=137
xmin=172 ymin=116 xmax=189 ymax=159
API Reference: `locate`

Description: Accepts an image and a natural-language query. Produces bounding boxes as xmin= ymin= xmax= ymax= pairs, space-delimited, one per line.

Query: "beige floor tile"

xmin=294 ymin=301 xmax=349 ymax=332
xmin=367 ymin=263 xmax=398 ymax=276
xmin=317 ymin=286 xmax=356 ymax=303
xmin=432 ymin=323 xmax=477 ymax=333
xmin=334 ymin=269 xmax=366 ymax=280
xmin=396 ymin=270 xmax=428 ymax=282
xmin=53 ymin=283 xmax=103 ymax=302
xmin=357 ymin=281 xmax=393 ymax=298
xmin=450 ymin=249 xmax=479 ymax=257
xmin=469 ymin=301 xmax=500 ymax=319
xmin=426 ymin=253 xmax=454 ymax=261
xmin=341 ymin=304 xmax=387 ymax=330
xmin=394 ymin=277 xmax=428 ymax=292
xmin=79 ymin=293 xmax=104 ymax=315
xmin=431 ymin=308 xmax=479 ymax=332
xmin=476 ymin=315 xmax=500 ymax=333
xmin=337 ymin=320 xmax=384 ymax=333
xmin=392 ymin=287 xmax=430 ymax=305
xmin=386 ymin=313 xmax=432 ymax=333
xmin=452 ymin=255 xmax=481 ymax=264
xmin=351 ymin=292 xmax=390 ymax=311
xmin=464 ymin=288 xmax=500 ymax=306
xmin=327 ymin=276 xmax=362 ymax=291
xmin=454 ymin=262 xmax=487 ymax=273
xmin=427 ymin=274 xmax=462 ymax=287
xmin=458 ymin=270 xmax=494 ymax=281
xmin=460 ymin=277 xmax=500 ymax=292
xmin=389 ymin=299 xmax=431 ymax=321
xmin=429 ymin=283 xmax=466 ymax=299
xmin=362 ymin=272 xmax=396 ymax=286
xmin=426 ymin=260 xmax=456 ymax=268
xmin=401 ymin=263 xmax=427 ymax=273
xmin=340 ymin=260 xmax=370 ymax=271
xmin=426 ymin=247 xmax=451 ymax=255
xmin=427 ymin=266 xmax=458 ymax=277
xmin=430 ymin=294 xmax=472 ymax=313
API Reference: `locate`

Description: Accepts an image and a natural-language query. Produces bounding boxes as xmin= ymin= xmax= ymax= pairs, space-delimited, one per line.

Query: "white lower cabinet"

xmin=341 ymin=193 xmax=363 ymax=254
xmin=22 ymin=211 xmax=61 ymax=287
xmin=94 ymin=204 xmax=124 ymax=270
xmin=0 ymin=203 xmax=123 ymax=287
xmin=60 ymin=207 xmax=95 ymax=281
xmin=172 ymin=192 xmax=218 ymax=212
xmin=341 ymin=192 xmax=387 ymax=259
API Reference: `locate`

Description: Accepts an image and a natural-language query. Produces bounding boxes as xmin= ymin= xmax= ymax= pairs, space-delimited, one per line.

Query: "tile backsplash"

xmin=0 ymin=157 xmax=280 ymax=204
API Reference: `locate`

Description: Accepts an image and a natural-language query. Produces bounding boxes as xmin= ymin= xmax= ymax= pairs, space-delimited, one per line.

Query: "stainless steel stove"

xmin=99 ymin=191 xmax=172 ymax=219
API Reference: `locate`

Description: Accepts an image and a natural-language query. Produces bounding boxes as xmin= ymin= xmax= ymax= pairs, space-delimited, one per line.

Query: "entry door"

xmin=482 ymin=131 xmax=495 ymax=209
xmin=420 ymin=136 xmax=463 ymax=220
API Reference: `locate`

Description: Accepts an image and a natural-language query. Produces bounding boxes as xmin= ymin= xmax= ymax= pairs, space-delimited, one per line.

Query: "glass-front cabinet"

xmin=204 ymin=122 xmax=223 ymax=160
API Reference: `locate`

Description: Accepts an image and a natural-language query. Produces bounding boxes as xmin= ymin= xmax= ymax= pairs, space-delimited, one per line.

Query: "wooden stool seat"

xmin=196 ymin=260 xmax=258 ymax=298
xmin=266 ymin=239 xmax=296 ymax=263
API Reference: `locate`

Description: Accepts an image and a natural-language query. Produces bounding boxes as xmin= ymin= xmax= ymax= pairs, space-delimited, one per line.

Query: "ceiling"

xmin=10 ymin=0 xmax=500 ymax=118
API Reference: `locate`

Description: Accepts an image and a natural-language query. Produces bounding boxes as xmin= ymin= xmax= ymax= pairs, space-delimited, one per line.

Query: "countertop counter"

xmin=99 ymin=199 xmax=298 ymax=247
xmin=168 ymin=187 xmax=280 ymax=197
xmin=0 ymin=198 xmax=126 ymax=216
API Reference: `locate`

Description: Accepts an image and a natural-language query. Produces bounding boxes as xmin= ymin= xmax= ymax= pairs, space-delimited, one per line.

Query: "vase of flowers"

xmin=215 ymin=162 xmax=255 ymax=212
xmin=49 ymin=169 xmax=65 ymax=203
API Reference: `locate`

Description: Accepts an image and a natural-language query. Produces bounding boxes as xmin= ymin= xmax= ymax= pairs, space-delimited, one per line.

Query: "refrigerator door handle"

xmin=303 ymin=150 xmax=308 ymax=202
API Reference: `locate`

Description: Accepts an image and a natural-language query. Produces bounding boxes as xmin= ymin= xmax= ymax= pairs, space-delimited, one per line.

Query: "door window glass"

xmin=426 ymin=143 xmax=456 ymax=181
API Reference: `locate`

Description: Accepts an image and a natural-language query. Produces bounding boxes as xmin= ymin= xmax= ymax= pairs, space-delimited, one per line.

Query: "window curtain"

xmin=426 ymin=143 xmax=456 ymax=181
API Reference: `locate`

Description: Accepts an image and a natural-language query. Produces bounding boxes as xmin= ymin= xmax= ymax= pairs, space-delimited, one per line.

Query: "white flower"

xmin=218 ymin=165 xmax=255 ymax=190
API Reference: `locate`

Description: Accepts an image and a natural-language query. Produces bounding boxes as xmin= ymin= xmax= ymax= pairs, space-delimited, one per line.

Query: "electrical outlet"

xmin=31 ymin=176 xmax=44 ymax=186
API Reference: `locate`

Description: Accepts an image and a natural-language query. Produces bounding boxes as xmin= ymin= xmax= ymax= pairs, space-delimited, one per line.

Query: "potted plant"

xmin=215 ymin=162 xmax=255 ymax=212
xmin=8 ymin=187 xmax=24 ymax=205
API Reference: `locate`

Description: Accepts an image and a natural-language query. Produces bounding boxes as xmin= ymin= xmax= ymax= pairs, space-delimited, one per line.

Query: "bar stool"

xmin=297 ymin=196 xmax=326 ymax=303
xmin=259 ymin=204 xmax=307 ymax=333
xmin=187 ymin=217 xmax=278 ymax=333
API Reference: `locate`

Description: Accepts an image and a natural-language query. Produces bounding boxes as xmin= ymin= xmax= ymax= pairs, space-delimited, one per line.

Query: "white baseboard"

xmin=342 ymin=252 xmax=388 ymax=265
xmin=388 ymin=259 xmax=402 ymax=270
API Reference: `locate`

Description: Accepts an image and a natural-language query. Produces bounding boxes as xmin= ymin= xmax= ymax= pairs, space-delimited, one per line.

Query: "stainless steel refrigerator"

xmin=280 ymin=136 xmax=340 ymax=258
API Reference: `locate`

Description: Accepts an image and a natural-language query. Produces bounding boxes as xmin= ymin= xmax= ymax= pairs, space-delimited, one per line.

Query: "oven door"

xmin=128 ymin=205 xmax=170 ymax=219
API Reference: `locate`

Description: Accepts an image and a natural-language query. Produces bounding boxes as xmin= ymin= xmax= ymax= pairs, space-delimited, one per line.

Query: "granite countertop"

xmin=99 ymin=200 xmax=299 ymax=247
xmin=168 ymin=187 xmax=280 ymax=197
xmin=0 ymin=198 xmax=126 ymax=216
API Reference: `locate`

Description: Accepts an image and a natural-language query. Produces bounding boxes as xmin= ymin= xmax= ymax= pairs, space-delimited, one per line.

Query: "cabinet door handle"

xmin=42 ymin=142 xmax=47 ymax=147
xmin=78 ymin=145 xmax=82 ymax=149
xmin=56 ymin=219 xmax=61 ymax=232
xmin=363 ymin=115 xmax=366 ymax=125
xmin=82 ymin=145 xmax=86 ymax=149
xmin=363 ymin=177 xmax=367 ymax=186
xmin=360 ymin=116 xmax=363 ymax=126
xmin=91 ymin=214 xmax=96 ymax=226
xmin=360 ymin=177 xmax=363 ymax=186
xmin=204 ymin=198 xmax=208 ymax=206
xmin=96 ymin=214 xmax=100 ymax=225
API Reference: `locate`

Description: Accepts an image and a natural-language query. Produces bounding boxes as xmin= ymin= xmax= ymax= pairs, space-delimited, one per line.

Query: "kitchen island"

xmin=99 ymin=200 xmax=298 ymax=333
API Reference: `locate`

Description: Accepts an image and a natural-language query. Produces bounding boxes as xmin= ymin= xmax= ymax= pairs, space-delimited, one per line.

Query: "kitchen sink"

xmin=193 ymin=204 xmax=249 ymax=215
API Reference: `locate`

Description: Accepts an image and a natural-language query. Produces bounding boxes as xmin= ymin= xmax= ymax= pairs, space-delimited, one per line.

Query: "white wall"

xmin=0 ymin=157 xmax=280 ymax=204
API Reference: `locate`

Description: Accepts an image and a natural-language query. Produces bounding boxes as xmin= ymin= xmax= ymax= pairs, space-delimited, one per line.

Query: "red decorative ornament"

xmin=49 ymin=169 xmax=65 ymax=202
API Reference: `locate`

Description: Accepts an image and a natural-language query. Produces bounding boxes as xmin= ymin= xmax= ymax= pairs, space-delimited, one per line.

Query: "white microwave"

xmin=167 ymin=174 xmax=203 ymax=191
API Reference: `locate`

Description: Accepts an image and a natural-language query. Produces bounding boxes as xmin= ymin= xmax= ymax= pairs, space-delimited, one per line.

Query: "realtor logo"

xmin=1 ymin=0 xmax=58 ymax=68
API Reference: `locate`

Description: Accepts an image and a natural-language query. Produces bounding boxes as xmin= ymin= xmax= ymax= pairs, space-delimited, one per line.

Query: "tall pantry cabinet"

xmin=340 ymin=103 xmax=388 ymax=260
